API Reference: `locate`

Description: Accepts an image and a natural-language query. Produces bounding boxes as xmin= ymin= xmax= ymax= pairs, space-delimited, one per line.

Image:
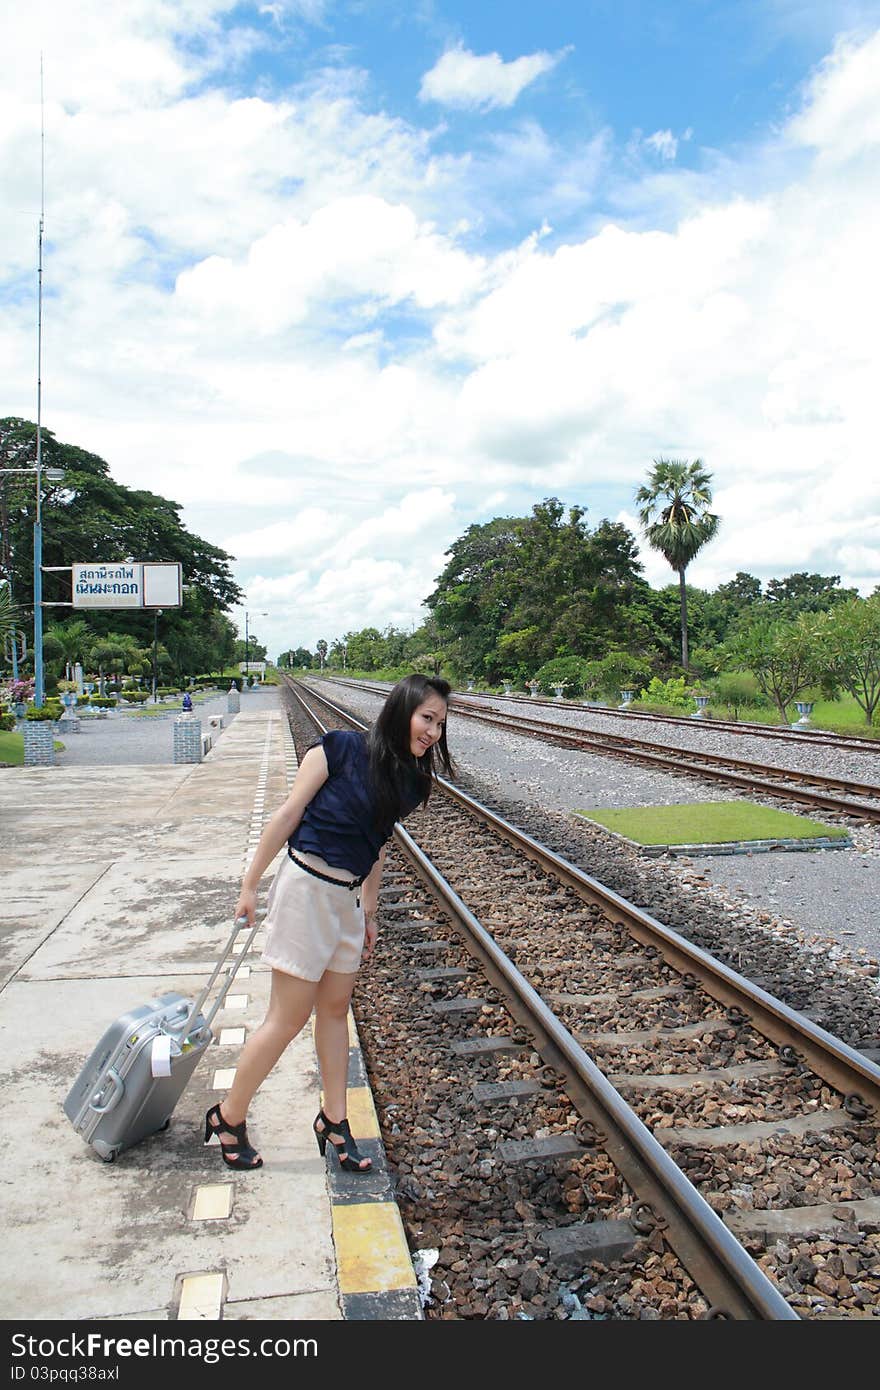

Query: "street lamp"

xmin=3 ymin=464 xmax=65 ymax=706
xmin=151 ymin=608 xmax=163 ymax=701
xmin=243 ymin=610 xmax=267 ymax=686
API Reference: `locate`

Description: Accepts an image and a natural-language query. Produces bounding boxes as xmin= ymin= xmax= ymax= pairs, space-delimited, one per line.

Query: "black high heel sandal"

xmin=204 ymin=1102 xmax=263 ymax=1170
xmin=313 ymin=1109 xmax=372 ymax=1173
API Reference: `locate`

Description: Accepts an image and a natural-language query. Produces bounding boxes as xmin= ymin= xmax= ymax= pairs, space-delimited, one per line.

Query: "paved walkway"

xmin=49 ymin=687 xmax=242 ymax=766
xmin=0 ymin=693 xmax=419 ymax=1323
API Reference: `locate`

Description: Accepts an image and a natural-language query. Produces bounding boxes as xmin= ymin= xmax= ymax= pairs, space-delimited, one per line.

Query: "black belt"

xmin=288 ymin=848 xmax=365 ymax=891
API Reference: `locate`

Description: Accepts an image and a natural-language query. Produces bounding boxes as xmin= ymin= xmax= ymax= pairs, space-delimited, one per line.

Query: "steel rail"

xmin=453 ymin=687 xmax=880 ymax=754
xmin=455 ymin=706 xmax=880 ymax=801
xmin=325 ymin=675 xmax=880 ymax=755
xmin=283 ymin=678 xmax=807 ymax=1318
xmin=290 ymin=676 xmax=880 ymax=1108
xmin=439 ymin=701 xmax=880 ymax=823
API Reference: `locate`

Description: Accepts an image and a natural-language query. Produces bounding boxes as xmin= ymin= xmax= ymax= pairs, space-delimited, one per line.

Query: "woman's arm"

xmin=360 ymin=843 xmax=387 ymax=961
xmin=235 ymin=745 xmax=329 ymax=923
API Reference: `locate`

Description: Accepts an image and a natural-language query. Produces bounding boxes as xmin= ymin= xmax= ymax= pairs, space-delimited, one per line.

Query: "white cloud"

xmin=3 ymin=7 xmax=880 ymax=660
xmin=174 ymin=196 xmax=486 ymax=331
xmin=419 ymin=44 xmax=568 ymax=112
xmin=645 ymin=129 xmax=678 ymax=160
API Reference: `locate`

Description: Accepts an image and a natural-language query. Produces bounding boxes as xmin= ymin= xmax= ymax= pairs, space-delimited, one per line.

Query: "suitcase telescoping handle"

xmin=180 ymin=909 xmax=266 ymax=1039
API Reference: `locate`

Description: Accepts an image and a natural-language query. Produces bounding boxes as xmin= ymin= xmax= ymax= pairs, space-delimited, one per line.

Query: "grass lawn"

xmin=0 ymin=731 xmax=65 ymax=766
xmin=631 ymin=692 xmax=879 ymax=737
xmin=0 ymin=730 xmax=23 ymax=765
xmin=575 ymin=800 xmax=849 ymax=846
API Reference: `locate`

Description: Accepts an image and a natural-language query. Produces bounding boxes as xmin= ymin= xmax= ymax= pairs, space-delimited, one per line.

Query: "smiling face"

xmin=409 ymin=692 xmax=448 ymax=758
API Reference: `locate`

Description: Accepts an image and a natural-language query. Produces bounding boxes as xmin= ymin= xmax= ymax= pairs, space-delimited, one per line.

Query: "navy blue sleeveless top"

xmin=289 ymin=729 xmax=425 ymax=877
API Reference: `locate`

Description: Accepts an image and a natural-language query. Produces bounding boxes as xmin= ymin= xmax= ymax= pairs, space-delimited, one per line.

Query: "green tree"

xmin=342 ymin=628 xmax=384 ymax=671
xmin=427 ymin=501 xmax=644 ymax=681
xmin=634 ymin=458 xmax=720 ymax=669
xmin=701 ymin=572 xmax=763 ymax=643
xmin=427 ymin=515 xmax=522 ymax=678
xmin=583 ymin=650 xmax=652 ymax=703
xmin=722 ymin=613 xmax=826 ymax=724
xmin=0 ymin=582 xmax=19 ymax=652
xmin=819 ymin=596 xmax=880 ymax=726
xmin=1 ymin=417 xmax=243 ymax=683
xmin=765 ymin=572 xmax=859 ymax=615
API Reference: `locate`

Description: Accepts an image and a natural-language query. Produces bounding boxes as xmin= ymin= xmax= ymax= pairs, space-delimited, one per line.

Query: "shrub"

xmin=25 ymin=704 xmax=56 ymax=721
xmin=711 ymin=672 xmax=767 ymax=719
xmin=532 ymin=656 xmax=593 ymax=696
xmin=637 ymin=675 xmax=692 ymax=708
xmin=582 ymin=652 xmax=651 ymax=702
xmin=90 ymin=696 xmax=117 ymax=709
xmin=120 ymin=690 xmax=149 ymax=703
xmin=0 ymin=711 xmax=15 ymax=732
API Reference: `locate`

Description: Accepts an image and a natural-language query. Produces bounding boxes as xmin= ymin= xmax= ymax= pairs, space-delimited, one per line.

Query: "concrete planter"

xmin=23 ymin=721 xmax=55 ymax=767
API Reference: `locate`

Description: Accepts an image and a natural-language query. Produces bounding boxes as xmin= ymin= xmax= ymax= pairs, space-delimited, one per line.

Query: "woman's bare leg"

xmin=313 ymin=969 xmax=370 ymax=1169
xmin=221 ymin=969 xmax=318 ymax=1127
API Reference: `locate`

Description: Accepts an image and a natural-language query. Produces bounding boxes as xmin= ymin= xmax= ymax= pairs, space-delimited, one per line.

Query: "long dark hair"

xmin=368 ymin=673 xmax=454 ymax=835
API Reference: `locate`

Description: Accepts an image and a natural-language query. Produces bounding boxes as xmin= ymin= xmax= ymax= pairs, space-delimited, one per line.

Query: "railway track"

xmin=322 ymin=676 xmax=880 ymax=755
xmin=445 ymin=684 xmax=880 ymax=756
xmin=282 ymin=675 xmax=880 ymax=1320
xmin=322 ymin=676 xmax=880 ymax=825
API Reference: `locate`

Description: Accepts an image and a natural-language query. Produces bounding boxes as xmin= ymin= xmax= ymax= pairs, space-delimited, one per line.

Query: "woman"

xmin=204 ymin=673 xmax=453 ymax=1172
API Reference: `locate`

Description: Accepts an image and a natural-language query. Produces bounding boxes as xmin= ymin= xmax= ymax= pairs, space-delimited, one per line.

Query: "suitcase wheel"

xmin=157 ymin=1118 xmax=171 ymax=1133
xmin=101 ymin=1150 xmax=119 ymax=1164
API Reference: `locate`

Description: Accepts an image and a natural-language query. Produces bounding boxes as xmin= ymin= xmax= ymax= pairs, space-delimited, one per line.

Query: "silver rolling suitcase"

xmin=63 ymin=913 xmax=263 ymax=1162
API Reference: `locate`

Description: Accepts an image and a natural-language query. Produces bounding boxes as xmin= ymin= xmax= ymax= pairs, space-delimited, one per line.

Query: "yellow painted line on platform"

xmin=212 ymin=1068 xmax=237 ymax=1089
xmin=332 ymin=1203 xmax=417 ymax=1295
xmin=178 ymin=1271 xmax=225 ymax=1319
xmin=347 ymin=1010 xmax=358 ymax=1046
xmin=345 ymin=1085 xmax=380 ymax=1139
xmin=192 ymin=1185 xmax=234 ymax=1221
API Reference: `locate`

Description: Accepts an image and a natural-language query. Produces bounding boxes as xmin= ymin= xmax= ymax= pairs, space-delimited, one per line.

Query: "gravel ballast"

xmin=307 ymin=678 xmax=880 ymax=1032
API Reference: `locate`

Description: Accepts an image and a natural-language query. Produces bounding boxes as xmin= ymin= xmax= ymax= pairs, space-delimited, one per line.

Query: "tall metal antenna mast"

xmin=37 ymin=53 xmax=44 ymax=477
xmin=33 ymin=54 xmax=47 ymax=705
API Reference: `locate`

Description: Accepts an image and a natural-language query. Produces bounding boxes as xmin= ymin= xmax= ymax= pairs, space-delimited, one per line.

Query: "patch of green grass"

xmin=0 ymin=732 xmax=63 ymax=765
xmin=0 ymin=730 xmax=24 ymax=765
xmin=575 ymin=800 xmax=848 ymax=846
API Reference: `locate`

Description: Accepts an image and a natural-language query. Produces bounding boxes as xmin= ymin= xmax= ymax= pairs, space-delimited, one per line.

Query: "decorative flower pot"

xmin=691 ymin=696 xmax=710 ymax=718
xmin=793 ymin=702 xmax=815 ymax=728
xmin=618 ymin=689 xmax=634 ymax=709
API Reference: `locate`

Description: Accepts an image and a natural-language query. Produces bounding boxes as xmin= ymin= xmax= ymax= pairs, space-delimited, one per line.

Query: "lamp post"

xmin=3 ymin=464 xmax=65 ymax=706
xmin=151 ymin=608 xmax=163 ymax=701
xmin=243 ymin=610 xmax=267 ymax=685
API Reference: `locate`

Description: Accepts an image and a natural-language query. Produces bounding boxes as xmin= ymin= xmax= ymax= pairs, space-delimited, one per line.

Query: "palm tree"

xmin=635 ymin=458 xmax=719 ymax=669
xmin=0 ymin=582 xmax=19 ymax=650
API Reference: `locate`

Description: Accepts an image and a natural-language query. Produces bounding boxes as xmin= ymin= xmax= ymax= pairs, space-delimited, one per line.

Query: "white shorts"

xmin=261 ymin=850 xmax=366 ymax=982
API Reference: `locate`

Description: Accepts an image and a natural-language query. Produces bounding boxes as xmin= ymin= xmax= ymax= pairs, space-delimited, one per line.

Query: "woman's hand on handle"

xmin=236 ymin=885 xmax=258 ymax=927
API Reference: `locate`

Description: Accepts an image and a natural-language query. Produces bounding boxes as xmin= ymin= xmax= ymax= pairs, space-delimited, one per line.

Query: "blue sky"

xmin=3 ymin=1 xmax=880 ymax=657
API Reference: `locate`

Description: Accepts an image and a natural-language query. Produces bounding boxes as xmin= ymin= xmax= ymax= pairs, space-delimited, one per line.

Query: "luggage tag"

xmin=150 ymin=1035 xmax=173 ymax=1077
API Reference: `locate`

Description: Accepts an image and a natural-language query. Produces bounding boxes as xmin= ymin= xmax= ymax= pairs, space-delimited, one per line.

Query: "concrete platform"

xmin=0 ymin=700 xmax=420 ymax=1323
